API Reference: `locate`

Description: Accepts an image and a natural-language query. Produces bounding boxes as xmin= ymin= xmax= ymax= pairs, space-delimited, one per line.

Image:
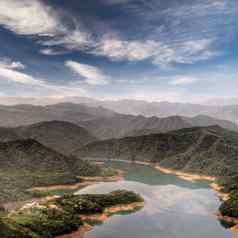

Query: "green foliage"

xmin=0 ymin=190 xmax=143 ymax=238
xmin=76 ymin=126 xmax=238 ymax=178
xmin=0 ymin=140 xmax=108 ymax=204
xmin=0 ymin=207 xmax=82 ymax=238
xmin=219 ymin=195 xmax=238 ymax=218
xmin=218 ymin=176 xmax=238 ymax=193
xmin=52 ymin=190 xmax=143 ymax=214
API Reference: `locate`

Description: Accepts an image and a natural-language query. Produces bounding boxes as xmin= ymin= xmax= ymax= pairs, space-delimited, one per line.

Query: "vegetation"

xmin=218 ymin=176 xmax=238 ymax=193
xmin=52 ymin=190 xmax=144 ymax=215
xmin=75 ymin=126 xmax=238 ymax=178
xmin=0 ymin=190 xmax=143 ymax=238
xmin=76 ymin=125 xmax=238 ymax=224
xmin=219 ymin=196 xmax=238 ymax=218
xmin=0 ymin=139 xmax=115 ymax=205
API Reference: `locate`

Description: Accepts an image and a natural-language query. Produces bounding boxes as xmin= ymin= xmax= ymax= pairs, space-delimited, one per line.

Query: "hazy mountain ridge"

xmin=0 ymin=103 xmax=117 ymax=127
xmin=1 ymin=98 xmax=238 ymax=124
xmin=5 ymin=97 xmax=237 ymax=123
xmin=0 ymin=121 xmax=97 ymax=155
xmin=16 ymin=121 xmax=97 ymax=155
xmin=75 ymin=125 xmax=238 ymax=177
xmin=0 ymin=102 xmax=237 ymax=143
xmin=89 ymin=100 xmax=238 ymax=123
xmin=79 ymin=114 xmax=238 ymax=140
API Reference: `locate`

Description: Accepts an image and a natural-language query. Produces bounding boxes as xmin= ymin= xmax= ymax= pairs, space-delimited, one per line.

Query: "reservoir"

xmin=77 ymin=161 xmax=237 ymax=238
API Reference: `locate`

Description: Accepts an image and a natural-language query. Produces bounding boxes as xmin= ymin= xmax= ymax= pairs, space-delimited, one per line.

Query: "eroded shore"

xmin=92 ymin=159 xmax=238 ymax=233
xmin=55 ymin=201 xmax=144 ymax=238
xmin=0 ymin=190 xmax=144 ymax=238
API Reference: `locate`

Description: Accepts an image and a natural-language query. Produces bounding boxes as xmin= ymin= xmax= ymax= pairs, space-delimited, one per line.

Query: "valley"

xmin=0 ymin=103 xmax=238 ymax=237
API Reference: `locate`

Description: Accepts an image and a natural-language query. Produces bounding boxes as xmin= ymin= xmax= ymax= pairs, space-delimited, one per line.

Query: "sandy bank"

xmin=77 ymin=172 xmax=123 ymax=182
xmin=210 ymin=183 xmax=229 ymax=201
xmin=55 ymin=201 xmax=144 ymax=238
xmin=28 ymin=182 xmax=94 ymax=193
xmin=80 ymin=201 xmax=144 ymax=223
xmin=217 ymin=213 xmax=238 ymax=226
xmin=56 ymin=224 xmax=92 ymax=238
xmin=29 ymin=171 xmax=123 ymax=193
xmin=93 ymin=158 xmax=215 ymax=182
xmin=154 ymin=165 xmax=215 ymax=182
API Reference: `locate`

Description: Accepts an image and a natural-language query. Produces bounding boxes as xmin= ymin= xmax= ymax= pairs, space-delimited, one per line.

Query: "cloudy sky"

xmin=0 ymin=0 xmax=238 ymax=102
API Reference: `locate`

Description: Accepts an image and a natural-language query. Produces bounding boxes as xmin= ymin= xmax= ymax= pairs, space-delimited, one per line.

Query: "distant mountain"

xmin=183 ymin=115 xmax=238 ymax=131
xmin=0 ymin=103 xmax=117 ymax=127
xmin=75 ymin=125 xmax=238 ymax=178
xmin=91 ymin=100 xmax=238 ymax=123
xmin=16 ymin=121 xmax=97 ymax=155
xmin=0 ymin=121 xmax=96 ymax=155
xmin=79 ymin=114 xmax=238 ymax=140
xmin=79 ymin=115 xmax=191 ymax=139
xmin=1 ymin=97 xmax=238 ymax=123
xmin=203 ymin=97 xmax=238 ymax=106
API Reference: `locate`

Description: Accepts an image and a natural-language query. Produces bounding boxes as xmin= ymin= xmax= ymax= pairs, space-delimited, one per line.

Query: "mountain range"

xmin=0 ymin=103 xmax=116 ymax=127
xmin=80 ymin=114 xmax=238 ymax=140
xmin=85 ymin=99 xmax=238 ymax=123
xmin=0 ymin=102 xmax=238 ymax=141
xmin=1 ymin=96 xmax=238 ymax=123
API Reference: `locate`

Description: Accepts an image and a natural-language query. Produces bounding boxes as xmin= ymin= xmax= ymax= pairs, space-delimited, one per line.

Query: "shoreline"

xmin=80 ymin=201 xmax=145 ymax=223
xmin=217 ymin=212 xmax=238 ymax=233
xmin=55 ymin=201 xmax=144 ymax=238
xmin=56 ymin=224 xmax=92 ymax=238
xmin=209 ymin=182 xmax=230 ymax=201
xmin=3 ymin=172 xmax=123 ymax=211
xmin=28 ymin=182 xmax=94 ymax=193
xmin=154 ymin=164 xmax=215 ymax=182
xmin=92 ymin=158 xmax=238 ymax=233
xmin=91 ymin=158 xmax=216 ymax=182
xmin=3 ymin=190 xmax=144 ymax=238
xmin=28 ymin=172 xmax=123 ymax=193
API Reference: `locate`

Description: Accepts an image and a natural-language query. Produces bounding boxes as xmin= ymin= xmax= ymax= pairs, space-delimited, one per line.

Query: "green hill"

xmin=74 ymin=125 xmax=238 ymax=178
xmin=0 ymin=139 xmax=102 ymax=204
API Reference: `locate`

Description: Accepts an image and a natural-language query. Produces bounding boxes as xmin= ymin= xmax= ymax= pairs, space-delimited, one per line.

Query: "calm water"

xmin=76 ymin=161 xmax=237 ymax=238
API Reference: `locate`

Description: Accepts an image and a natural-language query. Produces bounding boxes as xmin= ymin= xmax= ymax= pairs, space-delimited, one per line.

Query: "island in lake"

xmin=0 ymin=190 xmax=144 ymax=238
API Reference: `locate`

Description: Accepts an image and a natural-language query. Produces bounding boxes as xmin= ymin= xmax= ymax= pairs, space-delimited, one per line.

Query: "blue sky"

xmin=0 ymin=0 xmax=238 ymax=102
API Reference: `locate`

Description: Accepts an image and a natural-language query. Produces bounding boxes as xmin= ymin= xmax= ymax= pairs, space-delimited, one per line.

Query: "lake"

xmin=76 ymin=161 xmax=237 ymax=238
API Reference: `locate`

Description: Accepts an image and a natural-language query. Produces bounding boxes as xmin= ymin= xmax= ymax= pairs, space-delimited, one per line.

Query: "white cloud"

xmin=0 ymin=58 xmax=26 ymax=70
xmin=41 ymin=29 xmax=92 ymax=50
xmin=169 ymin=76 xmax=200 ymax=86
xmin=0 ymin=58 xmax=89 ymax=97
xmin=0 ymin=0 xmax=62 ymax=36
xmin=0 ymin=0 xmax=232 ymax=70
xmin=40 ymin=48 xmax=68 ymax=56
xmin=65 ymin=60 xmax=109 ymax=85
xmin=94 ymin=35 xmax=157 ymax=61
xmin=0 ymin=67 xmax=39 ymax=85
xmin=0 ymin=59 xmax=44 ymax=85
xmin=0 ymin=1 xmax=90 ymax=54
xmin=93 ymin=35 xmax=217 ymax=66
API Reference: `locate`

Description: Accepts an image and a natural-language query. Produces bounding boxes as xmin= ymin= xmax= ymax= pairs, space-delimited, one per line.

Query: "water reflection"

xmin=76 ymin=161 xmax=237 ymax=238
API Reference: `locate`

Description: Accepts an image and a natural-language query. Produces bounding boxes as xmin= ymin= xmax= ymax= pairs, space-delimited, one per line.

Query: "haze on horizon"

xmin=0 ymin=0 xmax=238 ymax=104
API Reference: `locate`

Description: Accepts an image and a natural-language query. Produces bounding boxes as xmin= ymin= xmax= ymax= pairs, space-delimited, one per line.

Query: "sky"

xmin=0 ymin=0 xmax=238 ymax=103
